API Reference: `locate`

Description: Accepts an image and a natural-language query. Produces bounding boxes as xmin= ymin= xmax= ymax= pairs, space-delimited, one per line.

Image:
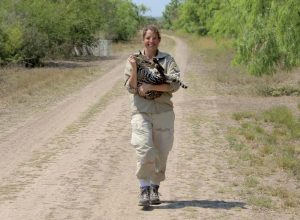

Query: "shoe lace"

xmin=139 ymin=188 xmax=150 ymax=198
xmin=152 ymin=188 xmax=161 ymax=197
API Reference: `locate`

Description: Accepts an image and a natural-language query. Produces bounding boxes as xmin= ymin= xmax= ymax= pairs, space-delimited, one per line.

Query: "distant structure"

xmin=72 ymin=39 xmax=111 ymax=57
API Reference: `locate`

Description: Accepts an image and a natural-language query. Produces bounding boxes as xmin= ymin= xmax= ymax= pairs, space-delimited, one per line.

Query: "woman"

xmin=124 ymin=25 xmax=181 ymax=206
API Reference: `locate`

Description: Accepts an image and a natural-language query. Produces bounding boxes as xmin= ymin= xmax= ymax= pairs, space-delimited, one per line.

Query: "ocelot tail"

xmin=133 ymin=51 xmax=188 ymax=100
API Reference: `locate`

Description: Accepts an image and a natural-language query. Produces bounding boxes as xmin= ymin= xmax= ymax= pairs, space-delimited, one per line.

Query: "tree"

xmin=212 ymin=0 xmax=300 ymax=75
xmin=162 ymin=0 xmax=182 ymax=29
xmin=0 ymin=0 xmax=145 ymax=65
xmin=101 ymin=0 xmax=140 ymax=41
xmin=175 ymin=0 xmax=220 ymax=35
xmin=165 ymin=0 xmax=300 ymax=75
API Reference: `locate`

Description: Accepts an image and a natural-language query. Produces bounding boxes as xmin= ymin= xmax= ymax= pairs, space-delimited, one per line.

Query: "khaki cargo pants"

xmin=131 ymin=111 xmax=175 ymax=185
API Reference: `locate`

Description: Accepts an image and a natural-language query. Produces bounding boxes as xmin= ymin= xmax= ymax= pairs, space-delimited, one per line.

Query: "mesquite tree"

xmin=164 ymin=0 xmax=300 ymax=75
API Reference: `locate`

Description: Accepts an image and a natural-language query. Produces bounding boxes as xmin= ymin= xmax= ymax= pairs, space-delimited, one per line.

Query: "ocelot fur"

xmin=133 ymin=51 xmax=187 ymax=100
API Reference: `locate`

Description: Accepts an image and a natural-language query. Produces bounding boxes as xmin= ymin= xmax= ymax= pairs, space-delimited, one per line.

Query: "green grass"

xmin=257 ymin=85 xmax=300 ymax=97
xmin=232 ymin=111 xmax=255 ymax=121
xmin=227 ymin=105 xmax=300 ymax=210
xmin=244 ymin=176 xmax=259 ymax=188
xmin=262 ymin=106 xmax=300 ymax=138
xmin=229 ymin=105 xmax=300 ymax=177
xmin=247 ymin=196 xmax=273 ymax=209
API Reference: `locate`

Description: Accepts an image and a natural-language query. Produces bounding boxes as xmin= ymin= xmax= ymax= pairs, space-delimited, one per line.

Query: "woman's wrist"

xmin=148 ymin=84 xmax=154 ymax=91
xmin=150 ymin=84 xmax=171 ymax=92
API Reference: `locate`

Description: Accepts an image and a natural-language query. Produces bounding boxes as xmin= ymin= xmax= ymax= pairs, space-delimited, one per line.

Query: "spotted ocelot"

xmin=133 ymin=51 xmax=187 ymax=100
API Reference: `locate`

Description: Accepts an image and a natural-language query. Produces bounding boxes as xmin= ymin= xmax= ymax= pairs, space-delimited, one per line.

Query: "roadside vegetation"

xmin=180 ymin=31 xmax=300 ymax=212
xmin=0 ymin=34 xmax=173 ymax=138
xmin=163 ymin=0 xmax=300 ymax=76
xmin=0 ymin=59 xmax=112 ymax=137
xmin=177 ymin=32 xmax=300 ymax=98
xmin=0 ymin=41 xmax=133 ymax=138
xmin=0 ymin=0 xmax=150 ymax=66
xmin=229 ymin=106 xmax=300 ymax=209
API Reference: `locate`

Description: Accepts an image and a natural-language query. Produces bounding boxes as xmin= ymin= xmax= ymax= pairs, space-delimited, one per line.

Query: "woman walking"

xmin=124 ymin=25 xmax=182 ymax=206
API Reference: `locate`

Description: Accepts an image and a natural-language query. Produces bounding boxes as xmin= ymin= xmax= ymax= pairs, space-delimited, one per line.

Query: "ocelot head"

xmin=133 ymin=51 xmax=155 ymax=69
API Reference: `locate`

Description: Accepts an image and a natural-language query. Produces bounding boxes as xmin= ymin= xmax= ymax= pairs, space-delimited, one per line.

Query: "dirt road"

xmin=0 ymin=35 xmax=297 ymax=220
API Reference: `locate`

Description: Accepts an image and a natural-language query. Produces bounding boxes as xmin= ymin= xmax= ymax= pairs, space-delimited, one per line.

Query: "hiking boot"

xmin=150 ymin=185 xmax=161 ymax=205
xmin=138 ymin=186 xmax=150 ymax=206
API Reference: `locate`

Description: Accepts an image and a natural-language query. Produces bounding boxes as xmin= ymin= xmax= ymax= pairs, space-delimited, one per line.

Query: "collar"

xmin=156 ymin=50 xmax=169 ymax=60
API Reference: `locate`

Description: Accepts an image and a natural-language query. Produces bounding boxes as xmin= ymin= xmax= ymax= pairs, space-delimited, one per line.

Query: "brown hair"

xmin=142 ymin=25 xmax=161 ymax=40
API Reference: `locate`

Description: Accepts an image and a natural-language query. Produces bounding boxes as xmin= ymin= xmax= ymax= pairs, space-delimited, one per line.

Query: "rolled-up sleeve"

xmin=166 ymin=56 xmax=181 ymax=93
xmin=124 ymin=60 xmax=137 ymax=94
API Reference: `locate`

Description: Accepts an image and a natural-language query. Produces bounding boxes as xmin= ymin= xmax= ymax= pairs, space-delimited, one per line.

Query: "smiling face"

xmin=143 ymin=29 xmax=161 ymax=53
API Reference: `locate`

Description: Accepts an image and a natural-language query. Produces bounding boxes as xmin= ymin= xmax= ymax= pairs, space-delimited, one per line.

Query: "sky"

xmin=131 ymin=0 xmax=171 ymax=17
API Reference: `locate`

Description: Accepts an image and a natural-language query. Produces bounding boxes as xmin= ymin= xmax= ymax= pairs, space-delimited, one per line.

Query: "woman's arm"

xmin=127 ymin=55 xmax=138 ymax=89
xmin=138 ymin=83 xmax=172 ymax=97
xmin=138 ymin=55 xmax=181 ymax=96
xmin=165 ymin=56 xmax=181 ymax=93
xmin=124 ymin=55 xmax=138 ymax=94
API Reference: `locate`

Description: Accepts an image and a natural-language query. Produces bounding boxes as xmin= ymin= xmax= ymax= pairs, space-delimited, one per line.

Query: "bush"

xmin=20 ymin=26 xmax=49 ymax=67
xmin=167 ymin=0 xmax=300 ymax=75
xmin=0 ymin=0 xmax=143 ymax=65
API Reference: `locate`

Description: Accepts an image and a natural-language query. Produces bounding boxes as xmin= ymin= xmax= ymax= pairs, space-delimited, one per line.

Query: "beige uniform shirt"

xmin=124 ymin=50 xmax=181 ymax=114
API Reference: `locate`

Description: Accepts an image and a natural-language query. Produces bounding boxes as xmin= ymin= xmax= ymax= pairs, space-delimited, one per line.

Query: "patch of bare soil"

xmin=0 ymin=35 xmax=298 ymax=220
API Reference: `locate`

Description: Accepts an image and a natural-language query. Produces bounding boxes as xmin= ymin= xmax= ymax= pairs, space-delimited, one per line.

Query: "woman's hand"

xmin=128 ymin=55 xmax=137 ymax=70
xmin=127 ymin=55 xmax=138 ymax=91
xmin=138 ymin=83 xmax=152 ymax=97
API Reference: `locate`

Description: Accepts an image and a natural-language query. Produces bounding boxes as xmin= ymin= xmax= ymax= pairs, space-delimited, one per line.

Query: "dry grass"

xmin=0 ymin=62 xmax=113 ymax=133
xmin=176 ymin=32 xmax=300 ymax=97
xmin=174 ymin=30 xmax=300 ymax=212
xmin=228 ymin=106 xmax=300 ymax=209
xmin=0 ymin=33 xmax=176 ymax=139
xmin=0 ymin=39 xmax=140 ymax=139
xmin=0 ymin=65 xmax=104 ymax=99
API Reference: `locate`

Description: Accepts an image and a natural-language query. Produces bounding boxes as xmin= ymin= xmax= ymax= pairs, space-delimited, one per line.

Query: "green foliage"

xmin=20 ymin=26 xmax=49 ymax=67
xmin=175 ymin=0 xmax=220 ymax=35
xmin=103 ymin=0 xmax=139 ymax=41
xmin=0 ymin=0 xmax=144 ymax=65
xmin=234 ymin=17 xmax=279 ymax=75
xmin=4 ymin=24 xmax=23 ymax=56
xmin=162 ymin=0 xmax=182 ymax=29
xmin=270 ymin=0 xmax=300 ymax=69
xmin=229 ymin=0 xmax=300 ymax=75
xmin=0 ymin=28 xmax=8 ymax=63
xmin=165 ymin=0 xmax=300 ymax=75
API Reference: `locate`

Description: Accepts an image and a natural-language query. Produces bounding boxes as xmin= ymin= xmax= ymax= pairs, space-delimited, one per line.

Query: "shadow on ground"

xmin=141 ymin=200 xmax=247 ymax=211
